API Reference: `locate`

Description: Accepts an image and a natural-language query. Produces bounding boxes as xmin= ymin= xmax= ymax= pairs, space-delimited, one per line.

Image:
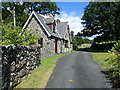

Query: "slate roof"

xmin=34 ymin=12 xmax=60 ymax=38
xmin=44 ymin=18 xmax=55 ymax=24
xmin=57 ymin=22 xmax=68 ymax=39
xmin=23 ymin=11 xmax=70 ymax=40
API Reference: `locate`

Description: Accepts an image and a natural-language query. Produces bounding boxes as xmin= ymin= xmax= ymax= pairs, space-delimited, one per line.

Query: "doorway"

xmin=55 ymin=39 xmax=58 ymax=53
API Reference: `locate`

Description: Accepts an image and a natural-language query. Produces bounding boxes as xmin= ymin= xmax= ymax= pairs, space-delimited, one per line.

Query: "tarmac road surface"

xmin=46 ymin=51 xmax=112 ymax=88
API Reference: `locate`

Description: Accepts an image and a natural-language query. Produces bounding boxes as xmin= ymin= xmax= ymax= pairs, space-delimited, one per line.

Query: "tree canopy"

xmin=1 ymin=2 xmax=60 ymax=45
xmin=2 ymin=2 xmax=60 ymax=26
xmin=71 ymin=31 xmax=93 ymax=50
xmin=2 ymin=22 xmax=40 ymax=45
xmin=81 ymin=2 xmax=120 ymax=42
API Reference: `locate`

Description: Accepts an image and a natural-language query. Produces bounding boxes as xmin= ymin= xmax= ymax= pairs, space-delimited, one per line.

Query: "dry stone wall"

xmin=1 ymin=45 xmax=41 ymax=89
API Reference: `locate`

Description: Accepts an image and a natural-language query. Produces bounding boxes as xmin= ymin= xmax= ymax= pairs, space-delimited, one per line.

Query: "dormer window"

xmin=47 ymin=24 xmax=53 ymax=31
xmin=44 ymin=17 xmax=55 ymax=32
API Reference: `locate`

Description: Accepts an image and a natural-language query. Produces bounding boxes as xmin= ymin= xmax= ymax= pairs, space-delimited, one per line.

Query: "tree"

xmin=71 ymin=31 xmax=78 ymax=50
xmin=2 ymin=2 xmax=60 ymax=26
xmin=72 ymin=37 xmax=78 ymax=50
xmin=108 ymin=41 xmax=120 ymax=87
xmin=81 ymin=2 xmax=120 ymax=42
xmin=2 ymin=2 xmax=29 ymax=26
xmin=2 ymin=22 xmax=40 ymax=45
xmin=71 ymin=31 xmax=93 ymax=50
xmin=24 ymin=2 xmax=60 ymax=16
xmin=75 ymin=32 xmax=83 ymax=45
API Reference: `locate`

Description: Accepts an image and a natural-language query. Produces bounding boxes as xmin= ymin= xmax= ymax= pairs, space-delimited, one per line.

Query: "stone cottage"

xmin=22 ymin=11 xmax=73 ymax=58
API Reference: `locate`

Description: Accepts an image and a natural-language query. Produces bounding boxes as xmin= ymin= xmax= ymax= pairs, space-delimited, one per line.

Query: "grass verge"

xmin=92 ymin=52 xmax=120 ymax=88
xmin=92 ymin=52 xmax=111 ymax=70
xmin=15 ymin=51 xmax=75 ymax=88
xmin=78 ymin=44 xmax=91 ymax=49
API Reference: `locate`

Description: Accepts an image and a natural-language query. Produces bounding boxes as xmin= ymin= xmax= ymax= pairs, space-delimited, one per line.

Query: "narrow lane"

xmin=46 ymin=51 xmax=112 ymax=88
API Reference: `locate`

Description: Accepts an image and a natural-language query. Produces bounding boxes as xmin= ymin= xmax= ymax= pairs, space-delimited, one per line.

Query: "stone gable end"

xmin=25 ymin=16 xmax=56 ymax=58
xmin=26 ymin=16 xmax=47 ymax=38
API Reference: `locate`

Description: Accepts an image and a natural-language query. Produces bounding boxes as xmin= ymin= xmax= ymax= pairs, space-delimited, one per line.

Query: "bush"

xmin=72 ymin=37 xmax=78 ymax=50
xmin=108 ymin=41 xmax=120 ymax=87
xmin=2 ymin=22 xmax=40 ymax=45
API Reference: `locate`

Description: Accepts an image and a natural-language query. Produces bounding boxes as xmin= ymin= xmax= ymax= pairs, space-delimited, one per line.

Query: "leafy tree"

xmin=75 ymin=32 xmax=93 ymax=45
xmin=1 ymin=2 xmax=60 ymax=45
xmin=24 ymin=2 xmax=60 ymax=16
xmin=2 ymin=2 xmax=29 ymax=26
xmin=82 ymin=38 xmax=93 ymax=44
xmin=75 ymin=32 xmax=83 ymax=45
xmin=2 ymin=22 xmax=40 ymax=45
xmin=2 ymin=2 xmax=60 ymax=26
xmin=71 ymin=31 xmax=78 ymax=50
xmin=108 ymin=41 xmax=120 ymax=87
xmin=72 ymin=37 xmax=78 ymax=50
xmin=81 ymin=2 xmax=120 ymax=42
xmin=71 ymin=31 xmax=93 ymax=50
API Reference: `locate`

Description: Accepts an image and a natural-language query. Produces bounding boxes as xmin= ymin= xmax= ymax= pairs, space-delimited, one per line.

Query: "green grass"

xmin=78 ymin=44 xmax=91 ymax=49
xmin=92 ymin=52 xmax=111 ymax=70
xmin=92 ymin=52 xmax=120 ymax=88
xmin=16 ymin=51 xmax=75 ymax=88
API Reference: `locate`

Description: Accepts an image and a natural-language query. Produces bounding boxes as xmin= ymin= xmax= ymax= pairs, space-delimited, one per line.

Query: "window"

xmin=38 ymin=38 xmax=43 ymax=46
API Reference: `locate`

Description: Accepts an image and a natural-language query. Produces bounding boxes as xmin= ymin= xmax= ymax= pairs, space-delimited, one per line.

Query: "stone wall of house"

xmin=61 ymin=40 xmax=65 ymax=53
xmin=61 ymin=40 xmax=72 ymax=53
xmin=57 ymin=40 xmax=62 ymax=54
xmin=26 ymin=16 xmax=47 ymax=37
xmin=41 ymin=38 xmax=55 ymax=58
xmin=26 ymin=16 xmax=56 ymax=58
xmin=25 ymin=15 xmax=73 ymax=57
xmin=1 ymin=45 xmax=41 ymax=89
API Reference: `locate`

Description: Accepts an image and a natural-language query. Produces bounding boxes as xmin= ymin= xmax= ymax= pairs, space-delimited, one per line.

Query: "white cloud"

xmin=56 ymin=11 xmax=84 ymax=35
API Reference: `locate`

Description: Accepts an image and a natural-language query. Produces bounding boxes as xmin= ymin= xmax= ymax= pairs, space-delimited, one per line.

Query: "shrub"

xmin=2 ymin=22 xmax=40 ymax=45
xmin=108 ymin=41 xmax=120 ymax=87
